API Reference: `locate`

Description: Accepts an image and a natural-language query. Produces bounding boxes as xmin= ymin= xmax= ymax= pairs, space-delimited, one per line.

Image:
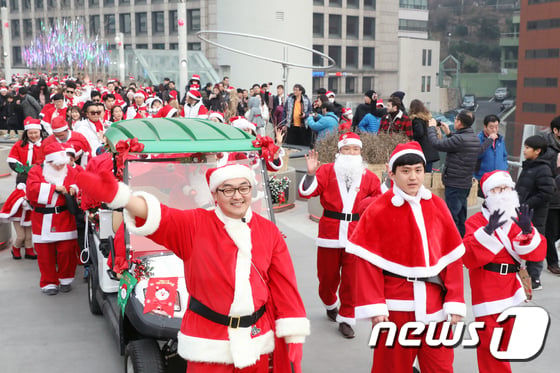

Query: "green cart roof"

xmin=104 ymin=118 xmax=258 ymax=153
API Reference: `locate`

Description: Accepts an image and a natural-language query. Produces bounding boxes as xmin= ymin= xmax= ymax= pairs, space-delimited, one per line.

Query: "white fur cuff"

xmin=107 ymin=182 xmax=132 ymax=209
xmin=275 ymin=317 xmax=310 ymax=339
xmin=443 ymin=302 xmax=466 ymax=318
xmin=123 ymin=191 xmax=162 ymax=236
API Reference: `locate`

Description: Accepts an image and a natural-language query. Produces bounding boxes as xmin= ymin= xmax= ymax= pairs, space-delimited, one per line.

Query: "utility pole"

xmin=178 ymin=0 xmax=188 ymax=95
xmin=115 ymin=32 xmax=125 ymax=82
xmin=1 ymin=7 xmax=12 ymax=80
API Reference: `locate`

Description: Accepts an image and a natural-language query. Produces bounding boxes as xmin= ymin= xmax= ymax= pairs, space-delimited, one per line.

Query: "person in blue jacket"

xmin=306 ymin=102 xmax=338 ymax=141
xmin=358 ymin=112 xmax=382 ymax=134
xmin=475 ymin=115 xmax=508 ymax=196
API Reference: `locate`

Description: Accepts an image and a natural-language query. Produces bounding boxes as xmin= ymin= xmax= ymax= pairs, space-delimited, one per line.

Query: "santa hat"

xmin=0 ymin=87 xmax=8 ymax=93
xmin=190 ymin=84 xmax=200 ymax=90
xmin=24 ymin=117 xmax=42 ymax=131
xmin=480 ymin=170 xmax=515 ymax=197
xmin=168 ymin=90 xmax=178 ymax=100
xmin=63 ymin=144 xmax=76 ymax=157
xmin=51 ymin=116 xmax=69 ymax=133
xmin=338 ymin=132 xmax=362 ymax=149
xmin=187 ymin=89 xmax=202 ymax=100
xmin=326 ymin=91 xmax=335 ymax=98
xmin=134 ymin=90 xmax=147 ymax=99
xmin=388 ymin=141 xmax=426 ymax=170
xmin=147 ymin=97 xmax=163 ymax=108
xmin=342 ymin=107 xmax=352 ymax=118
xmin=205 ymin=164 xmax=256 ymax=193
xmin=43 ymin=142 xmax=68 ymax=165
xmin=230 ymin=116 xmax=256 ymax=133
xmin=208 ymin=111 xmax=224 ymax=123
xmin=153 ymin=105 xmax=178 ymax=118
xmin=376 ymin=99 xmax=385 ymax=108
xmin=191 ymin=74 xmax=201 ymax=82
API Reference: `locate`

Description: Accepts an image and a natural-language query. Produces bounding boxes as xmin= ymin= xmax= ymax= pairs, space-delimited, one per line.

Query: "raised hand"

xmin=305 ymin=149 xmax=320 ymax=176
xmin=275 ymin=126 xmax=286 ymax=145
xmin=484 ymin=210 xmax=507 ymax=235
xmin=512 ymin=204 xmax=533 ymax=234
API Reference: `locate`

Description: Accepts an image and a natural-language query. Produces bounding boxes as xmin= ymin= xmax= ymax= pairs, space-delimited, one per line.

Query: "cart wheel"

xmin=124 ymin=339 xmax=165 ymax=373
xmin=87 ymin=269 xmax=102 ymax=315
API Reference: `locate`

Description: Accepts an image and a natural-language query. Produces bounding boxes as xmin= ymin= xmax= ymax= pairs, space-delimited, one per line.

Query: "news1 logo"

xmin=368 ymin=307 xmax=550 ymax=360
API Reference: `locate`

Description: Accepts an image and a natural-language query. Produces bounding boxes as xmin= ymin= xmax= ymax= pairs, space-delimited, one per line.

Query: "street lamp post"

xmin=115 ymin=32 xmax=125 ymax=82
xmin=178 ymin=0 xmax=188 ymax=96
xmin=1 ymin=7 xmax=11 ymax=80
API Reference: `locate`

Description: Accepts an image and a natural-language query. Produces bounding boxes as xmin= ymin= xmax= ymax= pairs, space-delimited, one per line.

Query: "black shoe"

xmin=338 ymin=322 xmax=355 ymax=339
xmin=42 ymin=287 xmax=59 ymax=296
xmin=59 ymin=284 xmax=72 ymax=293
xmin=326 ymin=308 xmax=338 ymax=322
xmin=532 ymin=280 xmax=543 ymax=291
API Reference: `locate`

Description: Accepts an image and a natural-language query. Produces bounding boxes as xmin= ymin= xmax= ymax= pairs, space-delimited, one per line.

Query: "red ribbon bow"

xmin=115 ymin=138 xmax=145 ymax=181
xmin=252 ymin=135 xmax=279 ymax=164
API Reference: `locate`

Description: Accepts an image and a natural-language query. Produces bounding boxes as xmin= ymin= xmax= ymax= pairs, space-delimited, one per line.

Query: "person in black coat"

xmin=516 ymin=135 xmax=555 ymax=290
xmin=352 ymin=90 xmax=385 ymax=132
xmin=409 ymin=99 xmax=439 ymax=172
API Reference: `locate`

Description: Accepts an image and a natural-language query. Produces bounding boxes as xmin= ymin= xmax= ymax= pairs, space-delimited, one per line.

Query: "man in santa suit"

xmin=346 ymin=141 xmax=466 ymax=373
xmin=298 ymin=132 xmax=381 ymax=338
xmin=463 ymin=170 xmax=546 ymax=373
xmin=26 ymin=142 xmax=80 ymax=295
xmin=40 ymin=93 xmax=67 ymax=134
xmin=43 ymin=116 xmax=92 ymax=167
xmin=181 ymin=89 xmax=209 ymax=118
xmin=76 ymin=163 xmax=310 ymax=372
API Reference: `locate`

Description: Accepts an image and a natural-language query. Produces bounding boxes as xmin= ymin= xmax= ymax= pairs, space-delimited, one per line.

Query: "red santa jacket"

xmin=180 ymin=101 xmax=209 ymax=118
xmin=26 ymin=165 xmax=79 ymax=243
xmin=124 ymin=200 xmax=309 ymax=369
xmin=298 ymin=163 xmax=381 ymax=248
xmin=40 ymin=105 xmax=67 ymax=132
xmin=463 ymin=209 xmax=546 ymax=317
xmin=0 ymin=185 xmax=32 ymax=226
xmin=7 ymin=140 xmax=44 ymax=167
xmin=347 ymin=186 xmax=466 ymax=323
xmin=43 ymin=131 xmax=92 ymax=160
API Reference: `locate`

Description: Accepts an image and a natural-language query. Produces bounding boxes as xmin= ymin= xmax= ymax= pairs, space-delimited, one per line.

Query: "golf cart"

xmin=85 ymin=117 xmax=276 ymax=372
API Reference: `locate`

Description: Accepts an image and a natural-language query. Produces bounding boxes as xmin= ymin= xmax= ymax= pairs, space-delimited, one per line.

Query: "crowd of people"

xmin=0 ymin=71 xmax=559 ymax=372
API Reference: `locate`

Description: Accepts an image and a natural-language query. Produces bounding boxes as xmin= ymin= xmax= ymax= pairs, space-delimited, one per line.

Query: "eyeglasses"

xmin=216 ymin=185 xmax=252 ymax=197
xmin=489 ymin=186 xmax=513 ymax=194
xmin=66 ymin=90 xmax=74 ymax=94
xmin=87 ymin=110 xmax=102 ymax=115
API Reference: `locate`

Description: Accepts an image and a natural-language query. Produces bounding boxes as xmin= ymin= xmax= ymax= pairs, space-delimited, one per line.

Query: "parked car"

xmin=461 ymin=95 xmax=477 ymax=111
xmin=87 ymin=117 xmax=276 ymax=373
xmin=500 ymin=98 xmax=515 ymax=112
xmin=494 ymin=87 xmax=510 ymax=101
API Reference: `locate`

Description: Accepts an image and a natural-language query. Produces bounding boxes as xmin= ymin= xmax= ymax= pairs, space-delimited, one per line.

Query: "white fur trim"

xmin=316 ymin=237 xmax=344 ymax=248
xmin=187 ymin=91 xmax=202 ymax=100
xmin=166 ymin=108 xmax=178 ymax=118
xmin=38 ymin=183 xmax=53 ymax=205
xmin=391 ymin=194 xmax=404 ymax=207
xmin=107 ymin=182 xmax=132 ymax=209
xmin=355 ymin=303 xmax=389 ymax=319
xmin=42 ymin=284 xmax=58 ymax=291
xmin=386 ymin=299 xmax=414 ymax=311
xmin=323 ymin=299 xmax=340 ymax=310
xmin=474 ymin=227 xmax=504 ymax=255
xmin=45 ymin=151 xmax=67 ymax=164
xmin=472 ymin=286 xmax=526 ymax=317
xmin=285 ymin=336 xmax=306 ymax=344
xmin=208 ymin=164 xmax=255 ymax=193
xmin=275 ymin=317 xmax=311 ymax=338
xmin=52 ymin=124 xmax=68 ymax=133
xmin=24 ymin=123 xmax=42 ymax=131
xmin=123 ymin=192 xmax=162 ymax=236
xmin=298 ymin=175 xmax=318 ymax=197
xmin=513 ymin=228 xmax=541 ymax=255
xmin=481 ymin=171 xmax=515 ymax=197
xmin=59 ymin=277 xmax=74 ymax=285
xmin=338 ymin=138 xmax=362 ymax=149
xmin=336 ymin=314 xmax=356 ymax=326
xmin=177 ymin=330 xmax=274 ymax=366
xmin=388 ymin=149 xmax=426 ymax=170
xmin=443 ymin=302 xmax=466 ymax=317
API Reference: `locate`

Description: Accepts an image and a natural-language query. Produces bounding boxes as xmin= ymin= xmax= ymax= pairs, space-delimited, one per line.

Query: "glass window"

xmin=104 ymin=0 xmax=114 ymax=5
xmin=363 ymin=77 xmax=374 ymax=91
xmin=328 ymin=77 xmax=339 ymax=93
xmin=76 ymin=0 xmax=84 ymax=5
xmin=421 ymin=76 xmax=426 ymax=92
xmin=313 ymin=0 xmax=324 ymax=4
xmin=10 ymin=0 xmax=18 ymax=10
xmin=90 ymin=0 xmax=99 ymax=6
xmin=427 ymin=76 xmax=431 ymax=92
xmin=399 ymin=19 xmax=428 ymax=32
xmin=313 ymin=44 xmax=324 ymax=67
xmin=329 ymin=0 xmax=342 ymax=7
xmin=313 ymin=13 xmax=324 ymax=37
xmin=364 ymin=0 xmax=376 ymax=9
xmin=522 ymin=103 xmax=557 ymax=113
xmin=346 ymin=47 xmax=358 ymax=69
xmin=524 ymin=77 xmax=558 ymax=87
xmin=36 ymin=0 xmax=43 ymax=8
xmin=153 ymin=43 xmax=165 ymax=50
xmin=169 ymin=10 xmax=178 ymax=34
xmin=90 ymin=15 xmax=100 ymax=36
xmin=347 ymin=16 xmax=359 ymax=39
xmin=527 ymin=18 xmax=560 ymax=31
xmin=345 ymin=77 xmax=356 ymax=94
xmin=119 ymin=0 xmax=129 ymax=4
xmin=104 ymin=14 xmax=115 ymax=35
xmin=136 ymin=44 xmax=148 ymax=49
xmin=135 ymin=0 xmax=146 ymax=4
xmin=428 ymin=50 xmax=432 ymax=66
xmin=313 ymin=77 xmax=323 ymax=93
xmin=363 ymin=17 xmax=375 ymax=39
xmin=329 ymin=14 xmax=342 ymax=38
xmin=136 ymin=12 xmax=147 ymax=34
xmin=187 ymin=9 xmax=200 ymax=32
xmin=347 ymin=0 xmax=359 ymax=8
xmin=525 ymin=48 xmax=560 ymax=59
xmin=13 ymin=46 xmax=22 ymax=65
xmin=22 ymin=0 xmax=31 ymax=10
xmin=328 ymin=46 xmax=341 ymax=68
xmin=188 ymin=42 xmax=201 ymax=51
xmin=48 ymin=17 xmax=56 ymax=28
xmin=23 ymin=19 xmax=33 ymax=35
xmin=47 ymin=0 xmax=56 ymax=7
xmin=170 ymin=43 xmax=179 ymax=50
xmin=11 ymin=20 xmax=20 ymax=39
xmin=422 ymin=49 xmax=426 ymax=66
xmin=36 ymin=19 xmax=43 ymax=33
xmin=399 ymin=0 xmax=428 ymax=9
xmin=363 ymin=47 xmax=375 ymax=68
xmin=120 ymin=13 xmax=131 ymax=34
xmin=152 ymin=11 xmax=164 ymax=34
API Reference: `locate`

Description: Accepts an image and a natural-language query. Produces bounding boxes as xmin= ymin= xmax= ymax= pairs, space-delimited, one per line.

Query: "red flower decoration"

xmin=251 ymin=135 xmax=279 ymax=164
xmin=114 ymin=138 xmax=145 ymax=181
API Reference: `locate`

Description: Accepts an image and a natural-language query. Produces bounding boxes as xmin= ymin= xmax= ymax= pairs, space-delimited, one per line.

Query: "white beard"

xmin=334 ymin=154 xmax=365 ymax=190
xmin=486 ymin=189 xmax=519 ymax=231
xmin=43 ymin=163 xmax=68 ymax=186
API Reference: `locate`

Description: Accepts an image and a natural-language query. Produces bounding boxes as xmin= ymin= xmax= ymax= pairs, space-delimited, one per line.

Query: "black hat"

xmin=364 ymin=90 xmax=376 ymax=100
xmin=391 ymin=91 xmax=405 ymax=101
xmin=52 ymin=93 xmax=64 ymax=101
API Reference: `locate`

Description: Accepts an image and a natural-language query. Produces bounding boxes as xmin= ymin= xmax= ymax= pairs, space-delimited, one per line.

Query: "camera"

xmin=436 ymin=120 xmax=442 ymax=127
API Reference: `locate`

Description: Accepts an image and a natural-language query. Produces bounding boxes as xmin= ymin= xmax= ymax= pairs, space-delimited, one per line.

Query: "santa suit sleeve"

xmin=463 ymin=213 xmax=506 ymax=269
xmin=298 ymin=164 xmax=326 ymax=198
xmin=26 ymin=166 xmax=57 ymax=206
xmin=7 ymin=141 xmax=25 ymax=165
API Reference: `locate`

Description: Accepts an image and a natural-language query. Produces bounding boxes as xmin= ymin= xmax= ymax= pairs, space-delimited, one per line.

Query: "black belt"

xmin=383 ymin=270 xmax=447 ymax=295
xmin=33 ymin=205 xmax=68 ymax=214
xmin=323 ymin=209 xmax=360 ymax=222
xmin=188 ymin=296 xmax=266 ymax=329
xmin=483 ymin=263 xmax=520 ymax=275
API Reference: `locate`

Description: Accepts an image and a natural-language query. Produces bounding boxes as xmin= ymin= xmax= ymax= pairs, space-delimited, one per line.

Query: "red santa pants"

xmin=186 ymin=354 xmax=269 ymax=373
xmin=475 ymin=314 xmax=514 ymax=373
xmin=35 ymin=240 xmax=79 ymax=288
xmin=317 ymin=247 xmax=355 ymax=321
xmin=371 ymin=311 xmax=454 ymax=373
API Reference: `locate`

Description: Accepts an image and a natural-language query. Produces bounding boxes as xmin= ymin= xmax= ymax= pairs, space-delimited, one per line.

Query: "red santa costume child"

xmin=76 ymin=163 xmax=310 ymax=372
xmin=26 ymin=142 xmax=81 ymax=295
xmin=0 ymin=173 xmax=33 ymax=259
xmin=298 ymin=132 xmax=381 ymax=338
xmin=463 ymin=170 xmax=546 ymax=373
xmin=181 ymin=89 xmax=209 ymax=118
xmin=42 ymin=116 xmax=92 ymax=167
xmin=7 ymin=117 xmax=46 ymax=171
xmin=346 ymin=141 xmax=466 ymax=373
xmin=339 ymin=108 xmax=353 ymax=133
xmin=152 ymin=104 xmax=178 ymax=119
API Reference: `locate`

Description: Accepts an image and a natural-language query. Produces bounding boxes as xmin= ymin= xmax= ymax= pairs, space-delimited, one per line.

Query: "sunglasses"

xmin=66 ymin=90 xmax=74 ymax=94
xmin=88 ymin=110 xmax=102 ymax=115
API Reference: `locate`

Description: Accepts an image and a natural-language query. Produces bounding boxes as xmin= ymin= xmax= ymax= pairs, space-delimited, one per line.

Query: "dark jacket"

xmin=428 ymin=126 xmax=480 ymax=189
xmin=516 ymin=156 xmax=555 ymax=232
xmin=543 ymin=132 xmax=560 ymax=209
xmin=474 ymin=131 xmax=508 ymax=180
xmin=20 ymin=94 xmax=42 ymax=119
xmin=411 ymin=117 xmax=440 ymax=163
